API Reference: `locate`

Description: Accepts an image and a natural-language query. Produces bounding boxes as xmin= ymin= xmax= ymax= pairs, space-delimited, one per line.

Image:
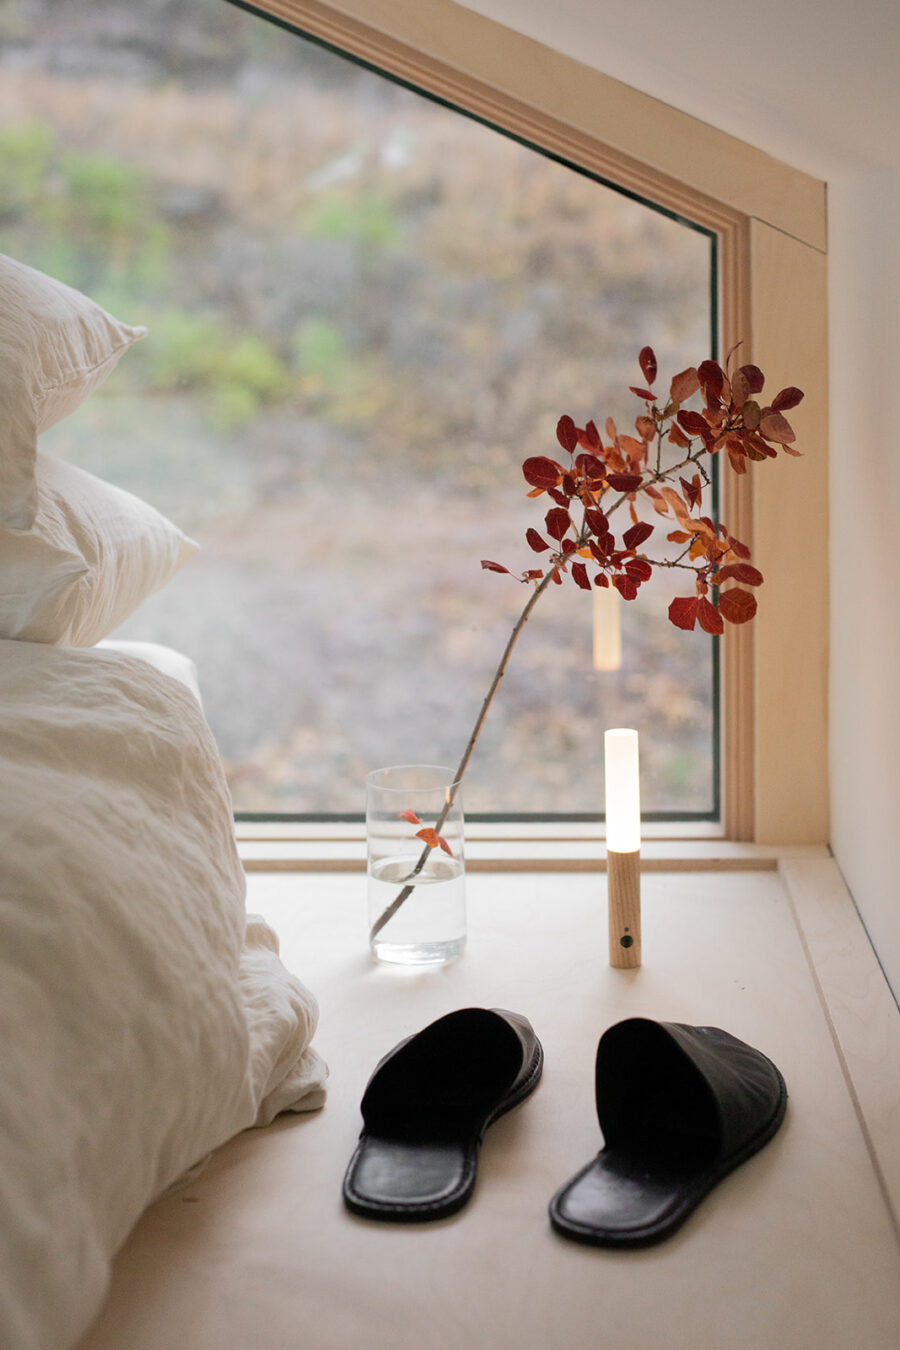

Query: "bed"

xmin=0 ymin=254 xmax=326 ymax=1350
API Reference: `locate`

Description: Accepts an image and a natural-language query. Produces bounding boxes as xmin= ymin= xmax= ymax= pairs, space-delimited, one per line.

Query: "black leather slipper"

xmin=549 ymin=1017 xmax=787 ymax=1247
xmin=343 ymin=1007 xmax=543 ymax=1222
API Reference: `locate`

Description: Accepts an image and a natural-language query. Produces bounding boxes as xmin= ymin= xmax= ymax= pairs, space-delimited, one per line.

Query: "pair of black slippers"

xmin=342 ymin=1007 xmax=788 ymax=1246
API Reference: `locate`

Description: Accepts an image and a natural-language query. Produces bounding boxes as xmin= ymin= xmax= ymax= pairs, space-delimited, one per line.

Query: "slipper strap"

xmin=596 ymin=1018 xmax=784 ymax=1163
xmin=360 ymin=1007 xmax=527 ymax=1139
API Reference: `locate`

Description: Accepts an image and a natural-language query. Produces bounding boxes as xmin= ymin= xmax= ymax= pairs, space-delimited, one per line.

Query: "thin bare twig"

xmin=369 ymin=568 xmax=555 ymax=943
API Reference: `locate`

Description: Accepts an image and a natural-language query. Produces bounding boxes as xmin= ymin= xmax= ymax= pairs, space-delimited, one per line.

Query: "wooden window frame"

xmin=234 ymin=0 xmax=829 ymax=846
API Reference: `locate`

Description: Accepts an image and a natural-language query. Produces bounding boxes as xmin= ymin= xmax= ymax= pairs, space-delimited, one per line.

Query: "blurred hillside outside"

xmin=0 ymin=0 xmax=717 ymax=817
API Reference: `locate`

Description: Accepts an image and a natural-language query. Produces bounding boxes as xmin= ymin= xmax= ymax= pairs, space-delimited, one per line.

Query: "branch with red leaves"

xmin=481 ymin=346 xmax=803 ymax=634
xmin=371 ymin=346 xmax=803 ymax=945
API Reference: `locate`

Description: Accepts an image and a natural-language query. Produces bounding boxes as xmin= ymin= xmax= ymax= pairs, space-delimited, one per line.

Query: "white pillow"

xmin=0 ymin=453 xmax=197 ymax=646
xmin=0 ymin=253 xmax=146 ymax=530
xmin=0 ymin=639 xmax=327 ymax=1350
xmin=96 ymin=638 xmax=203 ymax=705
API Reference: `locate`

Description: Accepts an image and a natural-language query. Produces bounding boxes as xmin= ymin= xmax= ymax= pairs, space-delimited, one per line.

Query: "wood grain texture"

xmin=750 ymin=222 xmax=830 ymax=843
xmin=607 ymin=848 xmax=641 ymax=966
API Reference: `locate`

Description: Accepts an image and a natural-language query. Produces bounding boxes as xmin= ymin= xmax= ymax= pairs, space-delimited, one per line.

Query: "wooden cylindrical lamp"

xmin=605 ymin=728 xmax=641 ymax=968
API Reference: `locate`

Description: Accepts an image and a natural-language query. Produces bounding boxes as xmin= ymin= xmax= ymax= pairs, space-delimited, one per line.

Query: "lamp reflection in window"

xmin=592 ymin=586 xmax=622 ymax=672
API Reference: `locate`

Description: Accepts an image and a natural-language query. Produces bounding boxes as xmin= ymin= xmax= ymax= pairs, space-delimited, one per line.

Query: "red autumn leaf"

xmin=556 ymin=415 xmax=579 ymax=453
xmin=696 ymin=596 xmax=724 ymax=635
xmin=669 ymin=596 xmax=699 ymax=631
xmin=727 ymin=534 xmax=752 ymax=561
xmin=625 ymin=558 xmax=653 ymax=582
xmin=585 ymin=508 xmax=610 ymax=538
xmin=561 ymin=472 xmax=576 ymax=496
xmin=667 ymin=422 xmax=692 ymax=449
xmin=398 ymin=809 xmax=421 ymax=825
xmin=548 ymin=487 xmax=570 ymax=507
xmin=606 ymin=472 xmax=643 ymax=493
xmin=526 ymin=527 xmax=550 ymax=553
xmin=481 ymin=560 xmax=511 ymax=574
xmin=679 ymin=475 xmax=702 ymax=509
xmin=759 ymin=410 xmax=796 ymax=444
xmin=629 ymin=386 xmax=655 ymax=401
xmin=593 ymin=571 xmax=609 ymax=588
xmin=589 ymin=538 xmax=611 ymax=563
xmin=669 ymin=366 xmax=701 ymax=404
xmin=730 ymin=367 xmax=750 ymax=409
xmin=716 ymin=562 xmax=764 ymax=586
xmin=523 ymin=456 xmax=562 ymax=490
xmin=782 ymin=443 xmax=804 ymax=457
xmin=551 ymin=567 xmax=563 ymax=585
xmin=561 ymin=538 xmax=577 ymax=555
xmin=737 ymin=363 xmax=765 ymax=395
xmin=698 ymin=359 xmax=724 ymax=403
xmin=416 ymin=827 xmax=452 ymax=855
xmin=718 ymin=587 xmax=758 ymax=624
xmin=622 ymin=520 xmax=653 ymax=550
xmin=574 ymin=452 xmax=604 ymax=479
xmin=545 ymin=507 xmax=571 ymax=541
xmin=667 ymin=530 xmax=691 ymax=544
xmin=728 ymin=445 xmax=747 ymax=475
xmin=581 ymin=419 xmax=601 ymax=450
xmin=639 ymin=346 xmax=657 ymax=386
xmin=771 ymin=386 xmax=804 ymax=412
xmin=619 ymin=434 xmax=645 ymax=462
xmin=612 ymin=573 xmax=639 ymax=601
xmin=522 ymin=568 xmax=544 ymax=581
xmin=635 ymin=415 xmax=656 ymax=443
xmin=571 ymin=561 xmax=591 ymax=590
xmin=677 ymin=409 xmax=711 ymax=438
xmin=740 ymin=400 xmax=762 ymax=432
xmin=659 ymin=485 xmax=692 ymax=527
xmin=744 ymin=431 xmax=777 ymax=459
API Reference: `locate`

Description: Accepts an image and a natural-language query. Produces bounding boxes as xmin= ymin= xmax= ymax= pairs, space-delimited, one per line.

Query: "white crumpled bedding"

xmin=0 ymin=638 xmax=326 ymax=1350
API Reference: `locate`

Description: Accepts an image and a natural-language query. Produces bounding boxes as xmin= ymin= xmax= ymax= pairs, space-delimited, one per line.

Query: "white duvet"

xmin=0 ymin=639 xmax=326 ymax=1350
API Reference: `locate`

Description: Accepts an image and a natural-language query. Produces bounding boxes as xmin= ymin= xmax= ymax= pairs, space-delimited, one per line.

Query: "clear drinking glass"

xmin=366 ymin=765 xmax=466 ymax=965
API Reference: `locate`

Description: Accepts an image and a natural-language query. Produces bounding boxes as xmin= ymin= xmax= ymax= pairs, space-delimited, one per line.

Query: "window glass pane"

xmin=0 ymin=0 xmax=715 ymax=818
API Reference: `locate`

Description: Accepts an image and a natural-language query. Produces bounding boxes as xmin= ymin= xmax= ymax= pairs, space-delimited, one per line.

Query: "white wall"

xmin=828 ymin=170 xmax=900 ymax=997
xmin=460 ymin=0 xmax=900 ymax=996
